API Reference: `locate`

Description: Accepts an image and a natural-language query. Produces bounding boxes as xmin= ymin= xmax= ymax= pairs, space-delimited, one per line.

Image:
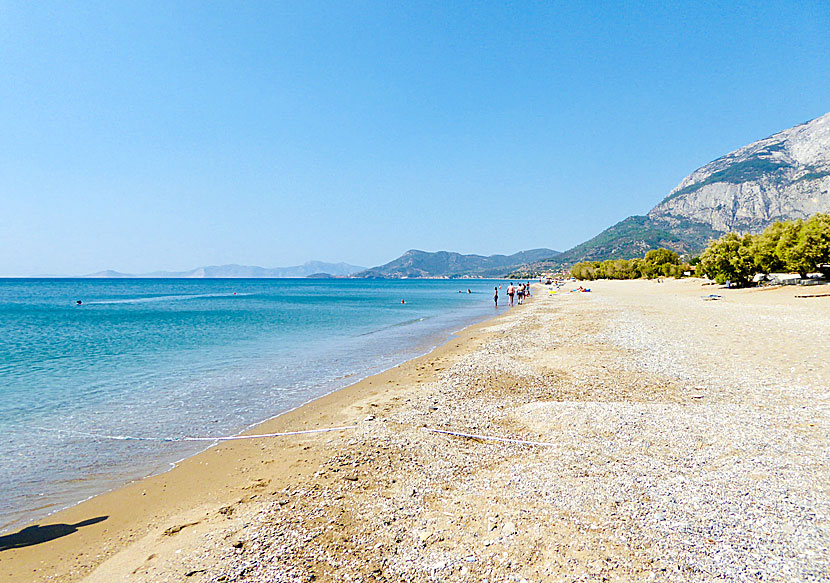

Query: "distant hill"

xmin=546 ymin=216 xmax=722 ymax=265
xmin=353 ymin=249 xmax=559 ymax=279
xmin=525 ymin=112 xmax=830 ymax=271
xmin=82 ymin=261 xmax=366 ymax=278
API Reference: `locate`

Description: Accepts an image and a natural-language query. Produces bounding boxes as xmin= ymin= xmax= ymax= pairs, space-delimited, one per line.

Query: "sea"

xmin=0 ymin=278 xmax=507 ymax=533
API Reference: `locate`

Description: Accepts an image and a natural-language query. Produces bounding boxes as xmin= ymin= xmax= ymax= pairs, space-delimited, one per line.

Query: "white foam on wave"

xmin=1 ymin=279 xmax=503 ymax=533
xmin=85 ymin=292 xmax=251 ymax=305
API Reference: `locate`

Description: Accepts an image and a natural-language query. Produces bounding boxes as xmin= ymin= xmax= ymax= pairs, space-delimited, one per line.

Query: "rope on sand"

xmin=38 ymin=424 xmax=556 ymax=448
xmin=424 ymin=427 xmax=558 ymax=448
xmin=34 ymin=425 xmax=356 ymax=443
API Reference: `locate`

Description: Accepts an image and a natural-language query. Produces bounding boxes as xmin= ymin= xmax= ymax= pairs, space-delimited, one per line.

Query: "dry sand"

xmin=2 ymin=279 xmax=828 ymax=582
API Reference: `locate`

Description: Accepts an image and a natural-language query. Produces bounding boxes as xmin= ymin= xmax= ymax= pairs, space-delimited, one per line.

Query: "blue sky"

xmin=1 ymin=1 xmax=828 ymax=275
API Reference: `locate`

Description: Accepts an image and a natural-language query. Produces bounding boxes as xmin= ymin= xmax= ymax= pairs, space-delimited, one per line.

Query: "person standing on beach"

xmin=493 ymin=286 xmax=498 ymax=307
xmin=507 ymin=283 xmax=515 ymax=306
xmin=517 ymin=283 xmax=525 ymax=304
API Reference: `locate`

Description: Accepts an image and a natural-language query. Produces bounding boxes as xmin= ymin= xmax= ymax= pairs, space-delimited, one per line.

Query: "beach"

xmin=3 ymin=279 xmax=829 ymax=582
xmin=0 ymin=278 xmax=503 ymax=533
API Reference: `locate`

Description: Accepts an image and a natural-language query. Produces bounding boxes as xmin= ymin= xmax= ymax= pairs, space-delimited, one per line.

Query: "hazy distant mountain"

xmin=82 ymin=269 xmax=135 ymax=278
xmin=82 ymin=261 xmax=366 ymax=278
xmin=353 ymin=249 xmax=560 ymax=279
xmin=528 ymin=112 xmax=830 ymax=269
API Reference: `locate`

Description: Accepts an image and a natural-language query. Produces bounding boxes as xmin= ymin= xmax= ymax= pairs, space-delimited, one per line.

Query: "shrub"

xmin=569 ymin=248 xmax=688 ymax=281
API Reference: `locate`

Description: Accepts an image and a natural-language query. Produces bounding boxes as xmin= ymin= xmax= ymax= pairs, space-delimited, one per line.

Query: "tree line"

xmin=698 ymin=213 xmax=830 ymax=286
xmin=570 ymin=248 xmax=690 ymax=281
xmin=569 ymin=213 xmax=830 ymax=285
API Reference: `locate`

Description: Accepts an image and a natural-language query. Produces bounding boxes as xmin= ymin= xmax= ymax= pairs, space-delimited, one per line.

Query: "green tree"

xmin=786 ymin=213 xmax=830 ymax=277
xmin=774 ymin=219 xmax=807 ymax=277
xmin=570 ymin=249 xmax=691 ymax=281
xmin=643 ymin=248 xmax=680 ymax=266
xmin=640 ymin=248 xmax=680 ymax=278
xmin=570 ymin=261 xmax=597 ymax=280
xmin=699 ymin=233 xmax=756 ymax=286
xmin=752 ymin=221 xmax=787 ymax=274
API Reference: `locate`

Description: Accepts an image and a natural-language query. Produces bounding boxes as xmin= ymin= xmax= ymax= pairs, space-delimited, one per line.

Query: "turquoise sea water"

xmin=0 ymin=278 xmax=506 ymax=532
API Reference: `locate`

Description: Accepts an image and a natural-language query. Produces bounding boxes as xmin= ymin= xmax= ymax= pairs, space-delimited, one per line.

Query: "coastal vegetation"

xmin=698 ymin=213 xmax=830 ymax=285
xmin=569 ymin=214 xmax=830 ymax=286
xmin=569 ymin=248 xmax=690 ymax=280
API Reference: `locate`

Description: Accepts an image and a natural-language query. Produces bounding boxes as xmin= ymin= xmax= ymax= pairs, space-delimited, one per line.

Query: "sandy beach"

xmin=2 ymin=279 xmax=829 ymax=582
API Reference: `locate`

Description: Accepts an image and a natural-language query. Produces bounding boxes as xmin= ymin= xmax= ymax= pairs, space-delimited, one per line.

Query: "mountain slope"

xmin=649 ymin=112 xmax=830 ymax=232
xmin=550 ymin=216 xmax=721 ymax=264
xmin=353 ymin=249 xmax=559 ymax=278
xmin=537 ymin=112 xmax=830 ymax=268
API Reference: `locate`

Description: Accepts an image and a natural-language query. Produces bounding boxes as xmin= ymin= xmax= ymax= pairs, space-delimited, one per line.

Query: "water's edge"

xmin=3 ymin=293 xmax=507 ymax=533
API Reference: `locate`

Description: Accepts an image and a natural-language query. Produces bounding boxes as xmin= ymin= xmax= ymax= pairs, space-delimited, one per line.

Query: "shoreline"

xmin=4 ymin=279 xmax=828 ymax=582
xmin=1 ymin=290 xmax=517 ymax=582
xmin=0 ymin=284 xmax=504 ymax=538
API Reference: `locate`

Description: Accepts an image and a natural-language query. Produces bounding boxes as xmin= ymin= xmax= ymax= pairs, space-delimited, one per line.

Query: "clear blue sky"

xmin=1 ymin=1 xmax=828 ymax=275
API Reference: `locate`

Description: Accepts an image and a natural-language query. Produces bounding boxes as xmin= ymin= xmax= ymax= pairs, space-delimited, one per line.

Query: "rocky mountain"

xmin=533 ymin=112 xmax=830 ymax=268
xmin=650 ymin=112 xmax=830 ymax=233
xmin=353 ymin=249 xmax=560 ymax=279
xmin=82 ymin=261 xmax=366 ymax=278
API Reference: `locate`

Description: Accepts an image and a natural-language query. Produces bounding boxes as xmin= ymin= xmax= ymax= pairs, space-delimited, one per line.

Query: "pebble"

xmin=166 ymin=285 xmax=830 ymax=582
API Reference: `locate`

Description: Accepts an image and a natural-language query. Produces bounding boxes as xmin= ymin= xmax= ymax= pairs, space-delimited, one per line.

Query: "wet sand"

xmin=2 ymin=279 xmax=828 ymax=582
xmin=1 ymin=294 xmax=507 ymax=582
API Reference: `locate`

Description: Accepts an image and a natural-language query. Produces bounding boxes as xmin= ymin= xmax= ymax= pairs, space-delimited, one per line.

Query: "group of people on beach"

xmin=493 ymin=281 xmax=531 ymax=307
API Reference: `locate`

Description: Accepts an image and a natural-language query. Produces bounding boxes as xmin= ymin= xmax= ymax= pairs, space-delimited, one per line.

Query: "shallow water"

xmin=0 ymin=278 xmax=507 ymax=531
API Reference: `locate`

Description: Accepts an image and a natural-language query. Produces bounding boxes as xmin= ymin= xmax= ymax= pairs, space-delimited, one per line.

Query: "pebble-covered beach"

xmin=7 ymin=279 xmax=829 ymax=582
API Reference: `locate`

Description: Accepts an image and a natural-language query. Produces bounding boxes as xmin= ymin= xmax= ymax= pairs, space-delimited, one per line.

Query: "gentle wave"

xmin=84 ymin=292 xmax=250 ymax=305
xmin=0 ymin=278 xmax=502 ymax=533
xmin=359 ymin=316 xmax=428 ymax=336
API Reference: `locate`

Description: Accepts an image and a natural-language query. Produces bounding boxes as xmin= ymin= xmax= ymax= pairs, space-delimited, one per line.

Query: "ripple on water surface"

xmin=0 ymin=278 xmax=505 ymax=531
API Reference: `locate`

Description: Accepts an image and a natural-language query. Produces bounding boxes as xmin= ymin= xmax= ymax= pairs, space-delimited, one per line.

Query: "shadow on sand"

xmin=0 ymin=516 xmax=108 ymax=551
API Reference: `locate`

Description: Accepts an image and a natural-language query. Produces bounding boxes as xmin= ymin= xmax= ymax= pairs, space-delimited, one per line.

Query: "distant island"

xmin=82 ymin=261 xmax=366 ymax=279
